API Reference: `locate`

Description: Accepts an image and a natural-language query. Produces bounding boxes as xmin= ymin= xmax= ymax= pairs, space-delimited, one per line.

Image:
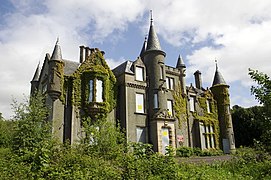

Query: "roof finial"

xmin=215 ymin=58 xmax=218 ymax=71
xmin=56 ymin=37 xmax=59 ymax=45
xmin=150 ymin=10 xmax=153 ymax=25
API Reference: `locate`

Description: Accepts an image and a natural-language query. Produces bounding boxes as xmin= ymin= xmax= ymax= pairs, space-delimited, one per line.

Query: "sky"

xmin=1 ymin=0 xmax=271 ymax=119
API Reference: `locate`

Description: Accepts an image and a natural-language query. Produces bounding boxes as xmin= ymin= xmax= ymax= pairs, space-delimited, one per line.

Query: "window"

xmin=96 ymin=80 xmax=103 ymax=102
xmin=201 ymin=123 xmax=215 ymax=149
xmin=154 ymin=93 xmax=158 ymax=109
xmin=160 ymin=66 xmax=164 ymax=79
xmin=136 ymin=127 xmax=146 ymax=143
xmin=189 ymin=96 xmax=195 ymax=112
xmin=89 ymin=80 xmax=93 ymax=102
xmin=206 ymin=99 xmax=211 ymax=113
xmin=89 ymin=79 xmax=103 ymax=102
xmin=167 ymin=100 xmax=173 ymax=116
xmin=166 ymin=77 xmax=174 ymax=90
xmin=136 ymin=93 xmax=144 ymax=113
xmin=135 ymin=66 xmax=144 ymax=81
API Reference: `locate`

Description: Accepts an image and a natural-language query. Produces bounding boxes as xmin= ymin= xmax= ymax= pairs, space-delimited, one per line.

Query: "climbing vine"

xmin=173 ymin=84 xmax=187 ymax=129
xmin=195 ymin=90 xmax=220 ymax=149
xmin=59 ymin=49 xmax=116 ymax=126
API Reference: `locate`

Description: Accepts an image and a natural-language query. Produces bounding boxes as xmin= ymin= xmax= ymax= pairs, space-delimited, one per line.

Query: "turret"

xmin=143 ymin=11 xmax=167 ymax=114
xmin=176 ymin=54 xmax=186 ymax=95
xmin=30 ymin=63 xmax=40 ymax=95
xmin=210 ymin=63 xmax=236 ymax=153
xmin=47 ymin=39 xmax=64 ymax=101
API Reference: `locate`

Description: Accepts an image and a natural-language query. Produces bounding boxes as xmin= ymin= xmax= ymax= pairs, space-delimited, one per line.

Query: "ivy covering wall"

xmin=196 ymin=90 xmax=220 ymax=149
xmin=61 ymin=49 xmax=116 ymax=123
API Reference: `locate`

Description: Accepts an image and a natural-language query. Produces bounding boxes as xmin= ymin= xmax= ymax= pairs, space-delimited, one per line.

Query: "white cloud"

xmin=1 ymin=0 xmax=271 ymax=118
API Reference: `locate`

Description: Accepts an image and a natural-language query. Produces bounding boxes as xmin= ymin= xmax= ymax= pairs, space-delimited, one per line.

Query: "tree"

xmin=232 ymin=105 xmax=264 ymax=147
xmin=249 ymin=69 xmax=271 ymax=152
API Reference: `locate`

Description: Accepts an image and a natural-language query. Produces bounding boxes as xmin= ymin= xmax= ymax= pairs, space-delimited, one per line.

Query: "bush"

xmin=176 ymin=147 xmax=222 ymax=157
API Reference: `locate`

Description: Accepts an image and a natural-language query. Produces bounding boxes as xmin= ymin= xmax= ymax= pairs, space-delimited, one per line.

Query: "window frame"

xmin=135 ymin=66 xmax=144 ymax=81
xmin=189 ymin=96 xmax=196 ymax=112
xmin=166 ymin=76 xmax=174 ymax=90
xmin=88 ymin=78 xmax=104 ymax=103
xmin=135 ymin=93 xmax=144 ymax=113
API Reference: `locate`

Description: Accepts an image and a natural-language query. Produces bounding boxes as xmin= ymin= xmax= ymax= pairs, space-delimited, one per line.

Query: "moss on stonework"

xmin=173 ymin=84 xmax=187 ymax=129
xmin=194 ymin=90 xmax=220 ymax=149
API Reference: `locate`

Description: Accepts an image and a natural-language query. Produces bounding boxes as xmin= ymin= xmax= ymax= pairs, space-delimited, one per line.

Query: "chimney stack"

xmin=194 ymin=70 xmax=202 ymax=89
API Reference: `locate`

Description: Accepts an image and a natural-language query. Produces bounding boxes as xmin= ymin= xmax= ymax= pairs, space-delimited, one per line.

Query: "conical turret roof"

xmin=212 ymin=63 xmax=227 ymax=86
xmin=176 ymin=54 xmax=186 ymax=68
xmin=50 ymin=38 xmax=62 ymax=61
xmin=139 ymin=36 xmax=147 ymax=58
xmin=146 ymin=11 xmax=162 ymax=51
xmin=32 ymin=63 xmax=40 ymax=81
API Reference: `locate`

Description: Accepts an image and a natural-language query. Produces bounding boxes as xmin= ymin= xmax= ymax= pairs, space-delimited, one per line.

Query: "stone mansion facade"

xmin=30 ymin=19 xmax=236 ymax=154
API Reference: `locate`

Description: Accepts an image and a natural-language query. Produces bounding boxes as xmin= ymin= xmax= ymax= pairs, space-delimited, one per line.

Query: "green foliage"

xmin=11 ymin=93 xmax=51 ymax=156
xmin=232 ymin=105 xmax=264 ymax=147
xmin=248 ymin=69 xmax=271 ymax=153
xmin=176 ymin=147 xmax=223 ymax=157
xmin=0 ymin=119 xmax=15 ymax=148
xmin=1 ymin=92 xmax=271 ymax=179
xmin=173 ymin=84 xmax=187 ymax=128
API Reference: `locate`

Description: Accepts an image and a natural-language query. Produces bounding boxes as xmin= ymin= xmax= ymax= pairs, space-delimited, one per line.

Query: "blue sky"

xmin=1 ymin=0 xmax=271 ymax=118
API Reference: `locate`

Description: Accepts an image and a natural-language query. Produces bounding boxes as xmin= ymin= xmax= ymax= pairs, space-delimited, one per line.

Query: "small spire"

xmin=176 ymin=54 xmax=186 ymax=68
xmin=139 ymin=36 xmax=147 ymax=58
xmin=32 ymin=62 xmax=40 ymax=81
xmin=51 ymin=37 xmax=62 ymax=61
xmin=212 ymin=60 xmax=227 ymax=86
xmin=215 ymin=59 xmax=218 ymax=71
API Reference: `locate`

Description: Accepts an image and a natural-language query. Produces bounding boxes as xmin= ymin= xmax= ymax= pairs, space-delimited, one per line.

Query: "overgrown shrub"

xmin=176 ymin=147 xmax=223 ymax=157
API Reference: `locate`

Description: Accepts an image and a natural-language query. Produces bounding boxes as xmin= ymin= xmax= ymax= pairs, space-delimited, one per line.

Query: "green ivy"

xmin=173 ymin=84 xmax=187 ymax=129
xmin=194 ymin=90 xmax=220 ymax=149
xmin=59 ymin=49 xmax=116 ymax=127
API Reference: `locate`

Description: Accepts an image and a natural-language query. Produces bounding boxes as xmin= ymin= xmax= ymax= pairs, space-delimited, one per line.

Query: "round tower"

xmin=210 ymin=63 xmax=236 ymax=153
xmin=47 ymin=39 xmax=64 ymax=101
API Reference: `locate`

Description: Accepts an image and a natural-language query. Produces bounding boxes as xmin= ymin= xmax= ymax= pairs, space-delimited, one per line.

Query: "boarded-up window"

xmin=135 ymin=66 xmax=144 ymax=81
xmin=136 ymin=127 xmax=146 ymax=143
xmin=136 ymin=93 xmax=144 ymax=113
xmin=154 ymin=93 xmax=158 ymax=109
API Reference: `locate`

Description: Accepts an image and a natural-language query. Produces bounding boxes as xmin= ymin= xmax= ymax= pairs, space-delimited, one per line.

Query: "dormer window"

xmin=135 ymin=66 xmax=144 ymax=81
xmin=89 ymin=79 xmax=103 ymax=102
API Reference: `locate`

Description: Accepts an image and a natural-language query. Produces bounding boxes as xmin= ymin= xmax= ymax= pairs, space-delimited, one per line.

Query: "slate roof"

xmin=32 ymin=63 xmax=40 ymax=81
xmin=112 ymin=61 xmax=134 ymax=77
xmin=51 ymin=39 xmax=62 ymax=61
xmin=146 ymin=20 xmax=162 ymax=51
xmin=139 ymin=37 xmax=147 ymax=58
xmin=63 ymin=59 xmax=80 ymax=75
xmin=212 ymin=65 xmax=227 ymax=86
xmin=176 ymin=54 xmax=186 ymax=68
